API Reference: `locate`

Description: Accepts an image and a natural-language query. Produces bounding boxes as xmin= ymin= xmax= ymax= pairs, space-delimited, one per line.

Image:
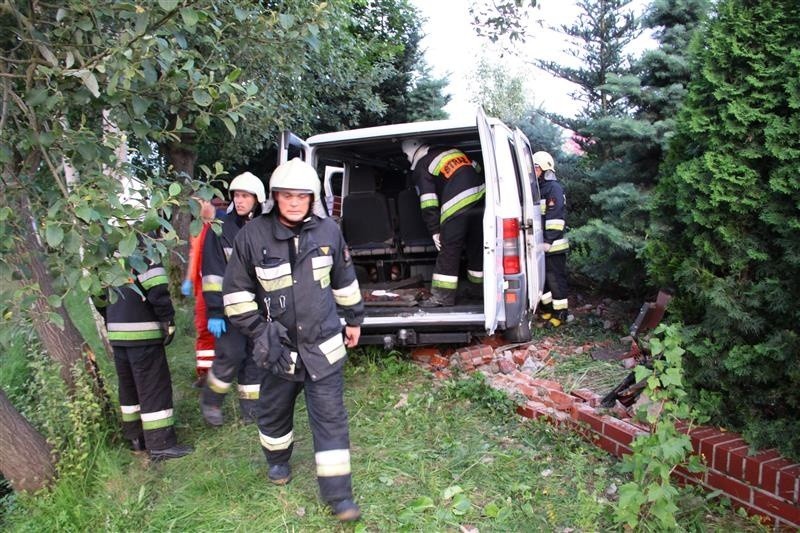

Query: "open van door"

xmin=477 ymin=108 xmax=503 ymax=334
xmin=513 ymin=129 xmax=545 ymax=313
xmin=279 ymin=130 xmax=311 ymax=164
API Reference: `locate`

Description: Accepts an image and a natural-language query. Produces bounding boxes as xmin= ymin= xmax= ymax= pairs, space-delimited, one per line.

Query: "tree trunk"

xmin=0 ymin=389 xmax=56 ymax=492
xmin=165 ymin=134 xmax=197 ymax=281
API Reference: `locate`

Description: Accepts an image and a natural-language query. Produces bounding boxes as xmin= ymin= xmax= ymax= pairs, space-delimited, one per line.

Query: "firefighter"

xmin=181 ymin=199 xmax=217 ymax=388
xmin=532 ymin=151 xmax=571 ymax=327
xmin=199 ymin=172 xmax=266 ymax=426
xmin=98 ymin=252 xmax=193 ymax=461
xmin=401 ymin=139 xmax=485 ymax=307
xmin=222 ymin=158 xmax=364 ymax=522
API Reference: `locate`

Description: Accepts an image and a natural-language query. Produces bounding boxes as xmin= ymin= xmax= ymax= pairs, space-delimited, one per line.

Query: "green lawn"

xmin=1 ymin=297 xmax=767 ymax=531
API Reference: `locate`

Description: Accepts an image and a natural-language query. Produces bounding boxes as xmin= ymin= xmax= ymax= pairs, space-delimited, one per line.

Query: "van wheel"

xmin=504 ymin=310 xmax=532 ymax=343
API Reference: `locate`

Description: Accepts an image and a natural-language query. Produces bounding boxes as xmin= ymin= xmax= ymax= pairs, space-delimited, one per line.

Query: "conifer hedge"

xmin=646 ymin=0 xmax=800 ymax=458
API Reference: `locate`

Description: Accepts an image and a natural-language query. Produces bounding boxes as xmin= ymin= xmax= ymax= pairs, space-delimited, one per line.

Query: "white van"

xmin=279 ymin=108 xmax=545 ymax=346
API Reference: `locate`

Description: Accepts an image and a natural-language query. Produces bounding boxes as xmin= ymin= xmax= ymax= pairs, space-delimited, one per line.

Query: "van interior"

xmin=304 ymin=130 xmax=487 ymax=320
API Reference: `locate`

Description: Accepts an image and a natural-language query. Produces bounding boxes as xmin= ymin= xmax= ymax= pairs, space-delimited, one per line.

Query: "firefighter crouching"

xmin=533 ymin=151 xmax=572 ymax=327
xmin=222 ymin=158 xmax=364 ymax=522
xmin=97 ymin=254 xmax=193 ymax=461
xmin=199 ymin=172 xmax=266 ymax=426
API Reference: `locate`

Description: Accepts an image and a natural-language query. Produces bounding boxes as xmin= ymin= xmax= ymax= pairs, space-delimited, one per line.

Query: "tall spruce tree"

xmin=647 ymin=0 xmax=800 ymax=458
xmin=534 ymin=0 xmax=642 ymax=293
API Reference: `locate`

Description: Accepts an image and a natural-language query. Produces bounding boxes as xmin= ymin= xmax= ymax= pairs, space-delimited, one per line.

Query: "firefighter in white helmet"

xmin=401 ymin=138 xmax=485 ymax=307
xmin=532 ymin=151 xmax=571 ymax=327
xmin=222 ymin=158 xmax=364 ymax=522
xmin=200 ymin=171 xmax=266 ymax=426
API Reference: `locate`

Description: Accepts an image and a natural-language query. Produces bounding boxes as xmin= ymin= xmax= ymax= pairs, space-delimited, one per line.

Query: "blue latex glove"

xmin=181 ymin=279 xmax=193 ymax=297
xmin=207 ymin=318 xmax=227 ymax=339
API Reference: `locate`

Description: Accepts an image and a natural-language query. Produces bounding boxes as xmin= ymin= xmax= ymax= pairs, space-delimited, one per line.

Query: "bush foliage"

xmin=646 ymin=0 xmax=800 ymax=458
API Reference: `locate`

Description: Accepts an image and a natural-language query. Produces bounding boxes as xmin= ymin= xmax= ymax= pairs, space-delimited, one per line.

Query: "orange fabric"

xmin=188 ymin=223 xmax=215 ymax=375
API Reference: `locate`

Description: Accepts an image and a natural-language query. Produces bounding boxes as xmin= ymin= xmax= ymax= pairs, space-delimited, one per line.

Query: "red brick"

xmin=571 ymin=388 xmax=601 ymax=407
xmin=517 ymin=401 xmax=553 ymax=422
xmin=777 ymin=464 xmax=800 ymax=503
xmin=512 ymin=350 xmax=527 ymax=365
xmin=688 ymin=427 xmax=721 ymax=451
xmin=594 ymin=434 xmax=621 ymax=456
xmin=548 ymin=389 xmax=576 ymax=411
xmin=711 ymin=438 xmax=748 ymax=473
xmin=759 ymin=458 xmax=795 ymax=495
xmin=497 ymin=358 xmax=516 ymax=374
xmin=706 ymin=471 xmax=753 ymax=503
xmin=743 ymin=449 xmax=783 ymax=487
xmin=575 ymin=407 xmax=604 ymax=433
xmin=700 ymin=434 xmax=743 ymax=468
xmin=728 ymin=444 xmax=754 ymax=480
xmin=429 ymin=354 xmax=449 ymax=369
xmin=602 ymin=416 xmax=645 ymax=447
xmin=517 ymin=383 xmax=538 ymax=400
xmin=753 ymin=490 xmax=800 ymax=528
xmin=530 ymin=378 xmax=563 ymax=391
xmin=411 ymin=347 xmax=439 ymax=363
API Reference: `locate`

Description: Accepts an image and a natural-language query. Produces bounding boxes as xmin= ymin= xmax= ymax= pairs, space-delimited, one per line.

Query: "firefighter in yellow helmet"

xmin=532 ymin=151 xmax=571 ymax=327
xmin=222 ymin=158 xmax=364 ymax=522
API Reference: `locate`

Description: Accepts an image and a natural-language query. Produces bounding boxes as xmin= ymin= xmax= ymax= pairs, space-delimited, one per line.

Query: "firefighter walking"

xmin=533 ymin=151 xmax=571 ymax=327
xmin=402 ymin=139 xmax=485 ymax=307
xmin=98 ymin=255 xmax=193 ymax=461
xmin=199 ymin=172 xmax=266 ymax=426
xmin=223 ymin=158 xmax=364 ymax=522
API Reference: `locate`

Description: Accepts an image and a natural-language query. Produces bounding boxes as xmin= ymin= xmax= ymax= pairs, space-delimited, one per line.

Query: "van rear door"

xmin=477 ymin=108 xmax=503 ymax=334
xmin=279 ymin=131 xmax=311 ymax=163
xmin=512 ymin=129 xmax=545 ymax=313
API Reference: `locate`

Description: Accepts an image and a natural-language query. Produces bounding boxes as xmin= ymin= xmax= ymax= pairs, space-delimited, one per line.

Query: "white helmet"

xmin=269 ymin=158 xmax=321 ymax=197
xmin=532 ymin=151 xmax=555 ymax=172
xmin=401 ymin=138 xmax=424 ymax=163
xmin=229 ymin=171 xmax=266 ymax=203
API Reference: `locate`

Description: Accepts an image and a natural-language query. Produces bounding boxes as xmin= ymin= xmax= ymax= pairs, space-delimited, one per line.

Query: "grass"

xmin=0 ymin=297 xmax=769 ymax=532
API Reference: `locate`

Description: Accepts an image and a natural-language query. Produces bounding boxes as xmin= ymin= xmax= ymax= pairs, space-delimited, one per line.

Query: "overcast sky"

xmin=411 ymin=0 xmax=654 ymax=119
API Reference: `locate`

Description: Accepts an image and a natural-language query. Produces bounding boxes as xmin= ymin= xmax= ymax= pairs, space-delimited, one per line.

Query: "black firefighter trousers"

xmin=113 ymin=343 xmax=176 ymax=451
xmin=202 ymin=325 xmax=263 ymax=420
xmin=257 ymin=369 xmax=353 ymax=504
xmin=432 ymin=203 xmax=484 ymax=299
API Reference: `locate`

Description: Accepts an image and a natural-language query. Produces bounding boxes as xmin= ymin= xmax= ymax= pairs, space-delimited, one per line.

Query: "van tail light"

xmin=502 ymin=218 xmax=521 ymax=275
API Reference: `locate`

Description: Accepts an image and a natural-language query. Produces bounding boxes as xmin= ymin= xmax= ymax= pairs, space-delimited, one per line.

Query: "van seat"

xmin=342 ymin=167 xmax=395 ymax=256
xmin=397 ymin=188 xmax=436 ymax=253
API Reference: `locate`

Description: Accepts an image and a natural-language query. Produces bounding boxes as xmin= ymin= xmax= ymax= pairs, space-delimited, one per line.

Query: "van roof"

xmin=306 ymin=118 xmax=480 ymax=146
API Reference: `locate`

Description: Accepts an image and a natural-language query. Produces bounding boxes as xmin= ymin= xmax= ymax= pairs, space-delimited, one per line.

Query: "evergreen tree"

xmin=647 ymin=0 xmax=800 ymax=458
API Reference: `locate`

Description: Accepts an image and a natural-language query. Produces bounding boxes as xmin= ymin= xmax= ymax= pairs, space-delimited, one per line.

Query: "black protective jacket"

xmin=538 ymin=171 xmax=569 ymax=255
xmin=202 ymin=211 xmax=249 ymax=319
xmin=102 ymin=261 xmax=175 ymax=347
xmin=222 ymin=212 xmax=364 ymax=382
xmin=412 ymin=147 xmax=485 ymax=235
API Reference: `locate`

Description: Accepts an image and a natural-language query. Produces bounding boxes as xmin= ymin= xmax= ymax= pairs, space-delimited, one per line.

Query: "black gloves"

xmin=253 ymin=321 xmax=294 ymax=374
xmin=162 ymin=321 xmax=176 ymax=346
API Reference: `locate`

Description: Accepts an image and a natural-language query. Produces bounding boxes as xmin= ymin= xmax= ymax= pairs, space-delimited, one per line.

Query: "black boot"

xmin=268 ymin=463 xmax=292 ymax=485
xmin=129 ymin=436 xmax=146 ymax=452
xmin=330 ymin=499 xmax=361 ymax=522
xmin=419 ymin=288 xmax=455 ymax=307
xmin=150 ymin=444 xmax=194 ymax=461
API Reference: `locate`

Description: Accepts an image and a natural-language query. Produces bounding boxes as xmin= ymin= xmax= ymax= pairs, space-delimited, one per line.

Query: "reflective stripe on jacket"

xmin=202 ymin=211 xmax=247 ymax=318
xmin=413 ymin=147 xmax=485 ymax=235
xmin=104 ymin=262 xmax=174 ymax=347
xmin=223 ymin=213 xmax=364 ymax=382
